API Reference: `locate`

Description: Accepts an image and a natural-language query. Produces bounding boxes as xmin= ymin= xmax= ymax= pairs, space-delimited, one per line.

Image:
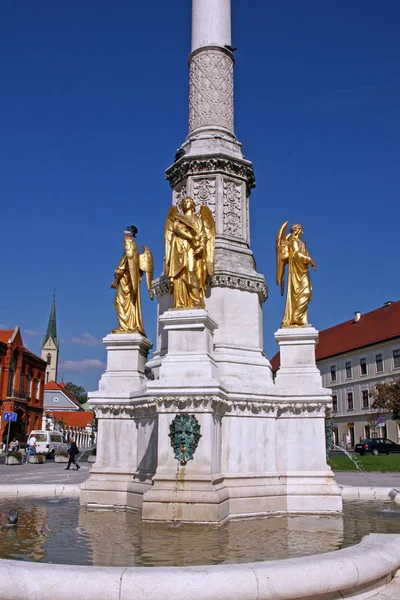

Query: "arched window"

xmin=46 ymin=372 xmax=49 ymax=383
xmin=47 ymin=353 xmax=51 ymax=366
xmin=27 ymin=368 xmax=33 ymax=398
xmin=7 ymin=351 xmax=17 ymax=397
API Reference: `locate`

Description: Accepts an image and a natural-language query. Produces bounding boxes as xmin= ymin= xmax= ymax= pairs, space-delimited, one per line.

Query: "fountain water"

xmin=332 ymin=445 xmax=363 ymax=471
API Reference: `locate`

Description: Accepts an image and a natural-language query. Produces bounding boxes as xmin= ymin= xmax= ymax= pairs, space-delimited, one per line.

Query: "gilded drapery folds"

xmin=164 ymin=197 xmax=215 ymax=309
xmin=276 ymin=222 xmax=316 ymax=328
xmin=111 ymin=226 xmax=154 ymax=335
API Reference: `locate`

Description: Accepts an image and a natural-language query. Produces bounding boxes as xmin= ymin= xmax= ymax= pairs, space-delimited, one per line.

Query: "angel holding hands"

xmin=276 ymin=222 xmax=316 ymax=328
xmin=164 ymin=197 xmax=215 ymax=309
xmin=111 ymin=225 xmax=154 ymax=336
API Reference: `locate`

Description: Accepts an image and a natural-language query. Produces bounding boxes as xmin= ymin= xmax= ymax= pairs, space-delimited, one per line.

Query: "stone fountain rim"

xmin=0 ymin=533 xmax=399 ymax=600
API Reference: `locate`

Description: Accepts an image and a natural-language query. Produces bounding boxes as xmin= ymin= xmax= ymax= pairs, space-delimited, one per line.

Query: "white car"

xmin=27 ymin=430 xmax=69 ymax=457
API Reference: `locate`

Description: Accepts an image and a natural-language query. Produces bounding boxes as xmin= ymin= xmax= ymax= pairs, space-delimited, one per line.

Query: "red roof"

xmin=0 ymin=329 xmax=15 ymax=344
xmin=44 ymin=381 xmax=81 ymax=409
xmin=47 ymin=411 xmax=94 ymax=428
xmin=270 ymin=300 xmax=400 ymax=371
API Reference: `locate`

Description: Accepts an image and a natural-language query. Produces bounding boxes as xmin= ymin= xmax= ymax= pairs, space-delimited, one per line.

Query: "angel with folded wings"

xmin=276 ymin=222 xmax=316 ymax=328
xmin=164 ymin=197 xmax=215 ymax=309
xmin=111 ymin=225 xmax=154 ymax=335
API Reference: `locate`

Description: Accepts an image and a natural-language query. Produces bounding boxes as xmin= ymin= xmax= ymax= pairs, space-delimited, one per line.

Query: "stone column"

xmin=152 ymin=0 xmax=272 ymax=394
xmin=191 ymin=0 xmax=231 ymax=52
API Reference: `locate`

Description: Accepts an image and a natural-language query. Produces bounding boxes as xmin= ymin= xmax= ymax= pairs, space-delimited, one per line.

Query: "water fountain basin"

xmin=0 ymin=532 xmax=399 ymax=600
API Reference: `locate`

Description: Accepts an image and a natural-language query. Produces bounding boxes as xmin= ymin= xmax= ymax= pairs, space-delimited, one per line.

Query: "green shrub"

xmin=37 ymin=454 xmax=46 ymax=464
xmin=9 ymin=451 xmax=22 ymax=460
xmin=58 ymin=450 xmax=69 ymax=457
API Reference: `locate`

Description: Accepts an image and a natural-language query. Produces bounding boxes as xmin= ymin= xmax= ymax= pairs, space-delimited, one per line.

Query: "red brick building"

xmin=0 ymin=327 xmax=46 ymax=445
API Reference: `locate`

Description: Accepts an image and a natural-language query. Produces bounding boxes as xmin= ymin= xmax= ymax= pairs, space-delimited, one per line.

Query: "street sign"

xmin=378 ymin=416 xmax=385 ymax=424
xmin=4 ymin=412 xmax=17 ymax=422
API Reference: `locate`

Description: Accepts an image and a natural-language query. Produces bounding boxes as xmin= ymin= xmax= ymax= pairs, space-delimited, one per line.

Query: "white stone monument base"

xmin=80 ymin=473 xmax=152 ymax=511
xmin=98 ymin=333 xmax=152 ymax=393
xmin=158 ymin=309 xmax=219 ymax=381
xmin=224 ymin=472 xmax=342 ymax=517
xmin=274 ymin=326 xmax=323 ymax=390
xmin=142 ymin=472 xmax=229 ymax=522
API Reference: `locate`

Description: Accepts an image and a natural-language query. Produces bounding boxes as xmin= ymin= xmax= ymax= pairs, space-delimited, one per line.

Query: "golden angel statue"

xmin=276 ymin=222 xmax=316 ymax=328
xmin=111 ymin=225 xmax=154 ymax=335
xmin=164 ymin=197 xmax=215 ymax=309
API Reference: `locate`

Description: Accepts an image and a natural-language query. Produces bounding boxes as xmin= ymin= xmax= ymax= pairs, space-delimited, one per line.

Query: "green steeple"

xmin=42 ymin=293 xmax=59 ymax=349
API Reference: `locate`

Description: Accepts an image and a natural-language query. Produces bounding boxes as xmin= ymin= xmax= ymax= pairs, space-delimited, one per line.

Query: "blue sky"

xmin=1 ymin=0 xmax=399 ymax=391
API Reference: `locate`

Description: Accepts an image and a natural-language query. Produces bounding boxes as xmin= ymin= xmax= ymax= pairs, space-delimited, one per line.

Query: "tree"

xmin=366 ymin=410 xmax=385 ymax=438
xmin=372 ymin=378 xmax=400 ymax=420
xmin=64 ymin=381 xmax=88 ymax=405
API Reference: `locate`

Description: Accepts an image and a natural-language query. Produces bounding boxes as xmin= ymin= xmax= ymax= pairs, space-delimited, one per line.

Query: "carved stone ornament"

xmin=166 ymin=156 xmax=255 ymax=191
xmin=94 ymin=402 xmax=156 ymax=420
xmin=152 ymin=275 xmax=170 ymax=299
xmin=189 ymin=48 xmax=234 ymax=133
xmin=192 ymin=178 xmax=216 ymax=217
xmin=211 ymin=273 xmax=268 ymax=303
xmin=276 ymin=402 xmax=327 ymax=418
xmin=223 ymin=179 xmax=242 ymax=237
xmin=173 ymin=182 xmax=187 ymax=207
xmin=152 ymin=272 xmax=268 ymax=303
xmin=154 ymin=396 xmax=228 ymax=414
xmin=169 ymin=413 xmax=202 ymax=463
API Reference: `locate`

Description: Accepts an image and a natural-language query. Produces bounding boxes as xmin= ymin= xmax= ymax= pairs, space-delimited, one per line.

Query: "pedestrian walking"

xmin=25 ymin=435 xmax=37 ymax=463
xmin=65 ymin=437 xmax=80 ymax=471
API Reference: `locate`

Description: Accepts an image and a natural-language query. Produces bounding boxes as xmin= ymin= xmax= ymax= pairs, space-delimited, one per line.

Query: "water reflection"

xmin=0 ymin=499 xmax=399 ymax=567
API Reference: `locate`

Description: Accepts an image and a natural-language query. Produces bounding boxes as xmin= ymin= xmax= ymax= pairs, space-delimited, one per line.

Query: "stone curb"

xmin=0 ymin=533 xmax=399 ymax=600
xmin=0 ymin=484 xmax=80 ymax=498
xmin=340 ymin=485 xmax=393 ymax=499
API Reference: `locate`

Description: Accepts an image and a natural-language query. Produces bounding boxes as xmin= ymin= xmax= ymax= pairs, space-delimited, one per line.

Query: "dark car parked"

xmin=354 ymin=438 xmax=400 ymax=456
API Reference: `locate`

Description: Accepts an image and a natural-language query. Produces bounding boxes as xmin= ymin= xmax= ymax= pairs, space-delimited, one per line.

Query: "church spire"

xmin=42 ymin=293 xmax=59 ymax=349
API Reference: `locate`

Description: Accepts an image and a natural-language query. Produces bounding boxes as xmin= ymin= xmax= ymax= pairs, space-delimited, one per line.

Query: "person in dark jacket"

xmin=65 ymin=437 xmax=80 ymax=470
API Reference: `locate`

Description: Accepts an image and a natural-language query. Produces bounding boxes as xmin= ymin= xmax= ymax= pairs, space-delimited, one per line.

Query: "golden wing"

xmin=200 ymin=205 xmax=216 ymax=277
xmin=276 ymin=221 xmax=289 ymax=296
xmin=139 ymin=245 xmax=154 ymax=300
xmin=164 ymin=205 xmax=179 ymax=276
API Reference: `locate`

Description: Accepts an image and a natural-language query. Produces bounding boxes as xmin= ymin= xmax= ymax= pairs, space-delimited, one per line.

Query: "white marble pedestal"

xmin=98 ymin=333 xmax=152 ymax=392
xmin=142 ymin=309 xmax=228 ymax=522
xmin=80 ymin=333 xmax=156 ymax=511
xmin=273 ymin=326 xmax=343 ymax=513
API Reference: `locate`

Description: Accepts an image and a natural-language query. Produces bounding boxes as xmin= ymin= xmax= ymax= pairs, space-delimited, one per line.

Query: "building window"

xmin=330 ymin=365 xmax=336 ymax=382
xmin=345 ymin=361 xmax=352 ymax=378
xmin=364 ymin=425 xmax=370 ymax=439
xmin=332 ymin=395 xmax=338 ymax=412
xmin=46 ymin=372 xmax=49 ymax=383
xmin=360 ymin=358 xmax=367 ymax=376
xmin=361 ymin=389 xmax=369 ymax=409
xmin=347 ymin=392 xmax=354 ymax=411
xmin=394 ymin=349 xmax=400 ymax=369
xmin=47 ymin=353 xmax=51 ymax=365
xmin=376 ymin=354 xmax=383 ymax=373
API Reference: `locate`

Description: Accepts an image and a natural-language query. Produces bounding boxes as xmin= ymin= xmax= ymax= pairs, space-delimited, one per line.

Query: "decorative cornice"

xmin=276 ymin=402 xmax=327 ymax=418
xmin=94 ymin=402 xmax=156 ymax=419
xmin=166 ymin=155 xmax=255 ymax=190
xmin=211 ymin=272 xmax=268 ymax=303
xmin=93 ymin=398 xmax=327 ymax=419
xmin=225 ymin=401 xmax=277 ymax=416
xmin=152 ymin=275 xmax=170 ymax=299
xmin=153 ymin=395 xmax=228 ymax=414
xmin=153 ymin=272 xmax=267 ymax=303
